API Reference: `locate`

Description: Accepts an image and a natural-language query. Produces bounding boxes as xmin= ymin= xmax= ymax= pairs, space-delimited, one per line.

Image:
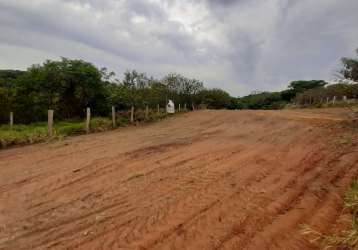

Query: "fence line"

xmin=3 ymin=103 xmax=195 ymax=131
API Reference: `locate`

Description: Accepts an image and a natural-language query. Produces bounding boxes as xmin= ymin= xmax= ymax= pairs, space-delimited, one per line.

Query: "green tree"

xmin=13 ymin=58 xmax=110 ymax=123
xmin=339 ymin=48 xmax=358 ymax=81
xmin=288 ymin=80 xmax=327 ymax=93
xmin=0 ymin=70 xmax=23 ymax=123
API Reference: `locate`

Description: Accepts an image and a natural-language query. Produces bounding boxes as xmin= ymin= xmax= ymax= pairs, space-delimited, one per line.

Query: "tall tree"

xmin=339 ymin=48 xmax=358 ymax=81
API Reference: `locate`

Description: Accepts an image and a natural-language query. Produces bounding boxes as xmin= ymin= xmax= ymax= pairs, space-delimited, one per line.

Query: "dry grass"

xmin=301 ymin=181 xmax=358 ymax=249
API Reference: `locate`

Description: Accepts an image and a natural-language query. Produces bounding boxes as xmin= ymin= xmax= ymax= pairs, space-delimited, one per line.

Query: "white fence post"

xmin=179 ymin=103 xmax=181 ymax=112
xmin=48 ymin=110 xmax=54 ymax=137
xmin=112 ymin=106 xmax=116 ymax=127
xmin=332 ymin=96 xmax=336 ymax=104
xmin=9 ymin=112 xmax=13 ymax=129
xmin=85 ymin=107 xmax=91 ymax=133
xmin=145 ymin=105 xmax=149 ymax=120
xmin=131 ymin=106 xmax=134 ymax=123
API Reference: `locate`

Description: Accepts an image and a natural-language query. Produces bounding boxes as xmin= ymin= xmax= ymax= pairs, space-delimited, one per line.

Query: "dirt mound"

xmin=0 ymin=108 xmax=357 ymax=249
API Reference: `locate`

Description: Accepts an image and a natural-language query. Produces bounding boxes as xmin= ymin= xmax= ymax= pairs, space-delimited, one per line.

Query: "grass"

xmin=0 ymin=118 xmax=118 ymax=148
xmin=301 ymin=180 xmax=358 ymax=249
xmin=0 ymin=120 xmax=87 ymax=148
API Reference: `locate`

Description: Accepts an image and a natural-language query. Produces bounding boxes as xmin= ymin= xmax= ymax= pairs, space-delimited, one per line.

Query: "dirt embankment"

xmin=0 ymin=108 xmax=357 ymax=250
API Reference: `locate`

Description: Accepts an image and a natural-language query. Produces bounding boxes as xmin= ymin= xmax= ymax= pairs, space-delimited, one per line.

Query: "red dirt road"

xmin=0 ymin=109 xmax=357 ymax=250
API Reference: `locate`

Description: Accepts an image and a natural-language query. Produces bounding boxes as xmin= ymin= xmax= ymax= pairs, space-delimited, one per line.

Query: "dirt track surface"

xmin=0 ymin=109 xmax=357 ymax=250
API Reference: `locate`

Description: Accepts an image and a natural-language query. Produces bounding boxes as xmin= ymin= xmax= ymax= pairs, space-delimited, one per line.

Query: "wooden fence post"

xmin=131 ymin=106 xmax=134 ymax=123
xmin=9 ymin=112 xmax=13 ymax=129
xmin=48 ymin=110 xmax=54 ymax=137
xmin=145 ymin=105 xmax=149 ymax=120
xmin=184 ymin=103 xmax=187 ymax=110
xmin=112 ymin=106 xmax=116 ymax=127
xmin=192 ymin=103 xmax=195 ymax=111
xmin=85 ymin=107 xmax=91 ymax=133
xmin=157 ymin=104 xmax=160 ymax=114
xmin=332 ymin=96 xmax=336 ymax=104
xmin=179 ymin=104 xmax=181 ymax=112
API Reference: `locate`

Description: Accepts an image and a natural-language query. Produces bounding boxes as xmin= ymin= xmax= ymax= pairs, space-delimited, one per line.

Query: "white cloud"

xmin=0 ymin=0 xmax=357 ymax=95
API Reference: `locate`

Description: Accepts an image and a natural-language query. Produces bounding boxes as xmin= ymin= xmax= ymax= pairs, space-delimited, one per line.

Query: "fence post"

xmin=184 ymin=103 xmax=187 ymax=110
xmin=112 ymin=106 xmax=116 ymax=127
xmin=131 ymin=106 xmax=134 ymax=123
xmin=9 ymin=112 xmax=13 ymax=129
xmin=326 ymin=97 xmax=329 ymax=104
xmin=343 ymin=96 xmax=347 ymax=102
xmin=145 ymin=105 xmax=149 ymax=120
xmin=86 ymin=107 xmax=91 ymax=133
xmin=48 ymin=110 xmax=54 ymax=137
xmin=192 ymin=103 xmax=195 ymax=111
xmin=332 ymin=96 xmax=336 ymax=104
xmin=157 ymin=104 xmax=160 ymax=114
xmin=179 ymin=103 xmax=181 ymax=112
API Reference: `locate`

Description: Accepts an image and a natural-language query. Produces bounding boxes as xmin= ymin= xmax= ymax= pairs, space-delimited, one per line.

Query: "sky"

xmin=0 ymin=0 xmax=357 ymax=96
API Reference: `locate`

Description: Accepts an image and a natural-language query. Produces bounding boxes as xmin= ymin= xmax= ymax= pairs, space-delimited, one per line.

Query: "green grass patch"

xmin=0 ymin=118 xmax=112 ymax=148
xmin=0 ymin=123 xmax=48 ymax=147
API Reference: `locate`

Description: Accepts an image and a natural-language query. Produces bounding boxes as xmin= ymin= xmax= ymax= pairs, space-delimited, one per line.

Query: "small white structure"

xmin=166 ymin=100 xmax=175 ymax=114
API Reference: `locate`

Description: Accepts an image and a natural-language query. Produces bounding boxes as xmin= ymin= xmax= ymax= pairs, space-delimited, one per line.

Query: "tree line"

xmin=0 ymin=58 xmax=234 ymax=124
xmin=235 ymin=49 xmax=358 ymax=109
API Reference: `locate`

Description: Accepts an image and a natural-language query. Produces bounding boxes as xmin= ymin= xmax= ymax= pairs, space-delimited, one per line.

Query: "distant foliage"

xmin=295 ymin=83 xmax=358 ymax=105
xmin=235 ymin=49 xmax=358 ymax=109
xmin=237 ymin=92 xmax=286 ymax=110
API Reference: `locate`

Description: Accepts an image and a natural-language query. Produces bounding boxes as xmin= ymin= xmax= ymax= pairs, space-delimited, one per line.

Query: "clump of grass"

xmin=54 ymin=120 xmax=85 ymax=135
xmin=89 ymin=117 xmax=112 ymax=132
xmin=346 ymin=181 xmax=358 ymax=213
xmin=301 ymin=180 xmax=358 ymax=249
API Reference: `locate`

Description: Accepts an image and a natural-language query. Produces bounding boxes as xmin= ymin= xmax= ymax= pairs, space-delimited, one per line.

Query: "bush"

xmin=90 ymin=117 xmax=112 ymax=132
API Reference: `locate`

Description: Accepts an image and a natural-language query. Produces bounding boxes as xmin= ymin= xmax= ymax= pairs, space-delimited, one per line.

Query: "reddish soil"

xmin=0 ymin=108 xmax=357 ymax=250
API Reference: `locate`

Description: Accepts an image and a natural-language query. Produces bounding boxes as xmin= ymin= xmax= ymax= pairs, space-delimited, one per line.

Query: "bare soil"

xmin=0 ymin=108 xmax=357 ymax=250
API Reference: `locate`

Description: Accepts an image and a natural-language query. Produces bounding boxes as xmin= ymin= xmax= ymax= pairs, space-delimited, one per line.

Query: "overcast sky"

xmin=0 ymin=0 xmax=357 ymax=96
